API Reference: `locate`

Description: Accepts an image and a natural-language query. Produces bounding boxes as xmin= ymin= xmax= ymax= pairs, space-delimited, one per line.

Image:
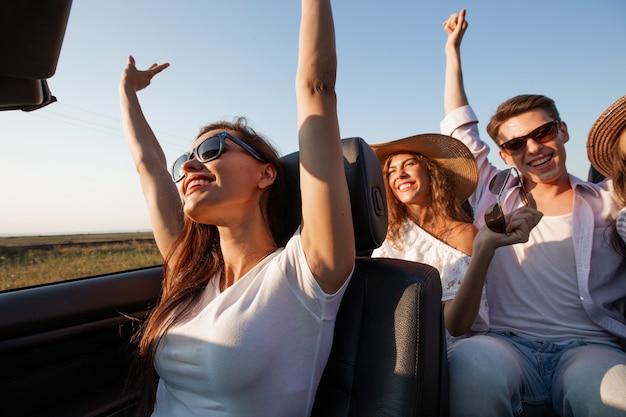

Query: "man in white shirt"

xmin=441 ymin=9 xmax=626 ymax=417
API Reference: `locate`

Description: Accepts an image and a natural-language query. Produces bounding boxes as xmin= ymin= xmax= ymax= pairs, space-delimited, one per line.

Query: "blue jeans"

xmin=447 ymin=332 xmax=626 ymax=417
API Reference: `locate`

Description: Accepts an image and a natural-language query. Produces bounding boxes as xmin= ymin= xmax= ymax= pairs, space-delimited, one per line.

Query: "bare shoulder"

xmin=446 ymin=221 xmax=478 ymax=256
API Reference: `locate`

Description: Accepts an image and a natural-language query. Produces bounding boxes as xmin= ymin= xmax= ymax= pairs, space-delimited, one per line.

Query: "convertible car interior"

xmin=0 ymin=136 xmax=449 ymax=417
xmin=0 ymin=1 xmax=449 ymax=416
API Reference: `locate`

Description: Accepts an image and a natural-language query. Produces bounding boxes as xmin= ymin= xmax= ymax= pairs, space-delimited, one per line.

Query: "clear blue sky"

xmin=2 ymin=1 xmax=625 ymax=235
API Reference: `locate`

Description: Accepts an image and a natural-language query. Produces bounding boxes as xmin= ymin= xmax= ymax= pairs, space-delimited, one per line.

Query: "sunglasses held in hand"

xmin=171 ymin=131 xmax=267 ymax=183
xmin=484 ymin=168 xmax=535 ymax=234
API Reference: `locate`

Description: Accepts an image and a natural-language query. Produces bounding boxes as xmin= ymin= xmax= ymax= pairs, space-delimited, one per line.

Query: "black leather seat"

xmin=588 ymin=165 xmax=605 ymax=183
xmin=281 ymin=137 xmax=449 ymax=417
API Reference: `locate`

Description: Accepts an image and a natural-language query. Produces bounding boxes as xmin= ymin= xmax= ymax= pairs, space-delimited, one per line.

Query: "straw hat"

xmin=370 ymin=133 xmax=478 ymax=202
xmin=587 ymin=94 xmax=626 ymax=179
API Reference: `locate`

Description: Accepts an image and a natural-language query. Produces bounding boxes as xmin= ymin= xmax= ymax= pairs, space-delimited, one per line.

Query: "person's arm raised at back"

xmin=443 ymin=9 xmax=469 ymax=114
xmin=120 ymin=57 xmax=183 ymax=259
xmin=296 ymin=0 xmax=355 ymax=294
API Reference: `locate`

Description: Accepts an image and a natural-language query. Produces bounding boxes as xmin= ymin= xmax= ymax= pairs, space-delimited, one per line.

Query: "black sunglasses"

xmin=484 ymin=168 xmax=533 ymax=233
xmin=499 ymin=120 xmax=561 ymax=155
xmin=171 ymin=131 xmax=267 ymax=183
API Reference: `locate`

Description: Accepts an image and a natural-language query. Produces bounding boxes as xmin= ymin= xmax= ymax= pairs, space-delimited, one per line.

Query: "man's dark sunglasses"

xmin=171 ymin=131 xmax=267 ymax=183
xmin=484 ymin=168 xmax=534 ymax=233
xmin=499 ymin=120 xmax=561 ymax=155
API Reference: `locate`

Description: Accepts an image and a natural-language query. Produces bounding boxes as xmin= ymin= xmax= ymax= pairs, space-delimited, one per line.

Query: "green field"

xmin=0 ymin=232 xmax=163 ymax=291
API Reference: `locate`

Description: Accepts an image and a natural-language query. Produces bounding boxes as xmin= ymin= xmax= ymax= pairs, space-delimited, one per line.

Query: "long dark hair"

xmin=133 ymin=117 xmax=288 ymax=416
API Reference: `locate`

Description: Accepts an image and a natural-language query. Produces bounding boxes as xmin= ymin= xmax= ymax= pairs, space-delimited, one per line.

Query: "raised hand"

xmin=119 ymin=55 xmax=181 ymax=258
xmin=120 ymin=55 xmax=170 ymax=93
xmin=443 ymin=9 xmax=467 ymax=53
xmin=442 ymin=8 xmax=469 ymax=112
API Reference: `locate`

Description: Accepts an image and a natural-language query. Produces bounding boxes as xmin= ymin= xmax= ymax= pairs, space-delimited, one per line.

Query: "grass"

xmin=0 ymin=232 xmax=163 ymax=291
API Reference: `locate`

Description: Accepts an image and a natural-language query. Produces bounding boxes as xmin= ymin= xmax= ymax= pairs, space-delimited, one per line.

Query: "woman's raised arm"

xmin=296 ymin=0 xmax=355 ymax=294
xmin=119 ymin=56 xmax=183 ymax=258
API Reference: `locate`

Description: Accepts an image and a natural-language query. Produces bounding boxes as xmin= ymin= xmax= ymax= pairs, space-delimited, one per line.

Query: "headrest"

xmin=280 ymin=137 xmax=388 ymax=253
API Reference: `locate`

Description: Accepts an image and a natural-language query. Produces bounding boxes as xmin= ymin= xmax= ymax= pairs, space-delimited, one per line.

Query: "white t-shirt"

xmin=372 ymin=220 xmax=489 ymax=345
xmin=151 ymin=229 xmax=352 ymax=417
xmin=488 ymin=213 xmax=619 ymax=347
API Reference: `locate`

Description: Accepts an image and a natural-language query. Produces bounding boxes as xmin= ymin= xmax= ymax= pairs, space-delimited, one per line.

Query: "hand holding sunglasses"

xmin=484 ymin=168 xmax=536 ymax=234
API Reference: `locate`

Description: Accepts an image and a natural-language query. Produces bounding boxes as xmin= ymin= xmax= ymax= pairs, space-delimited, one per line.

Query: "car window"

xmin=0 ymin=1 xmax=167 ymax=291
xmin=0 ymin=233 xmax=162 ymax=291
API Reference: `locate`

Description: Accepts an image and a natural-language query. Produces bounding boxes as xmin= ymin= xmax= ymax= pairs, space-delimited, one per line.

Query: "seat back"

xmin=588 ymin=165 xmax=606 ymax=183
xmin=280 ymin=137 xmax=449 ymax=417
xmin=311 ymin=258 xmax=448 ymax=417
xmin=280 ymin=137 xmax=388 ymax=253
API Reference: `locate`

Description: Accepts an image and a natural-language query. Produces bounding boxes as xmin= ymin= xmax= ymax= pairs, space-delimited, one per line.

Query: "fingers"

xmin=442 ymin=13 xmax=458 ymax=33
xmin=150 ymin=62 xmax=170 ymax=76
xmin=442 ymin=9 xmax=467 ymax=34
xmin=511 ymin=206 xmax=543 ymax=226
xmin=477 ymin=206 xmax=542 ymax=249
xmin=125 ymin=55 xmax=137 ymax=72
xmin=504 ymin=206 xmax=543 ymax=237
xmin=121 ymin=56 xmax=170 ymax=92
xmin=458 ymin=9 xmax=466 ymax=27
xmin=453 ymin=9 xmax=468 ymax=36
xmin=457 ymin=9 xmax=468 ymax=31
xmin=127 ymin=56 xmax=169 ymax=74
xmin=506 ymin=211 xmax=540 ymax=233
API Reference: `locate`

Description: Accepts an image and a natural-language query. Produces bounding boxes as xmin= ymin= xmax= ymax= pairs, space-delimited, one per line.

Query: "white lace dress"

xmin=372 ymin=220 xmax=489 ymax=346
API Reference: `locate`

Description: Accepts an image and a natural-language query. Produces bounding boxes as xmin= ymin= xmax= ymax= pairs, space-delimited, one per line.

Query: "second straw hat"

xmin=587 ymin=94 xmax=626 ymax=179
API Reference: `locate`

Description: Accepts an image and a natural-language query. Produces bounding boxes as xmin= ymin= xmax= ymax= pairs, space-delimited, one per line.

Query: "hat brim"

xmin=370 ymin=133 xmax=478 ymax=203
xmin=587 ymin=94 xmax=626 ymax=179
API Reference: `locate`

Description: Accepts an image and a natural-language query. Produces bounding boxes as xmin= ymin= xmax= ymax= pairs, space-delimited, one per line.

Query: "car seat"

xmin=281 ymin=137 xmax=449 ymax=417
